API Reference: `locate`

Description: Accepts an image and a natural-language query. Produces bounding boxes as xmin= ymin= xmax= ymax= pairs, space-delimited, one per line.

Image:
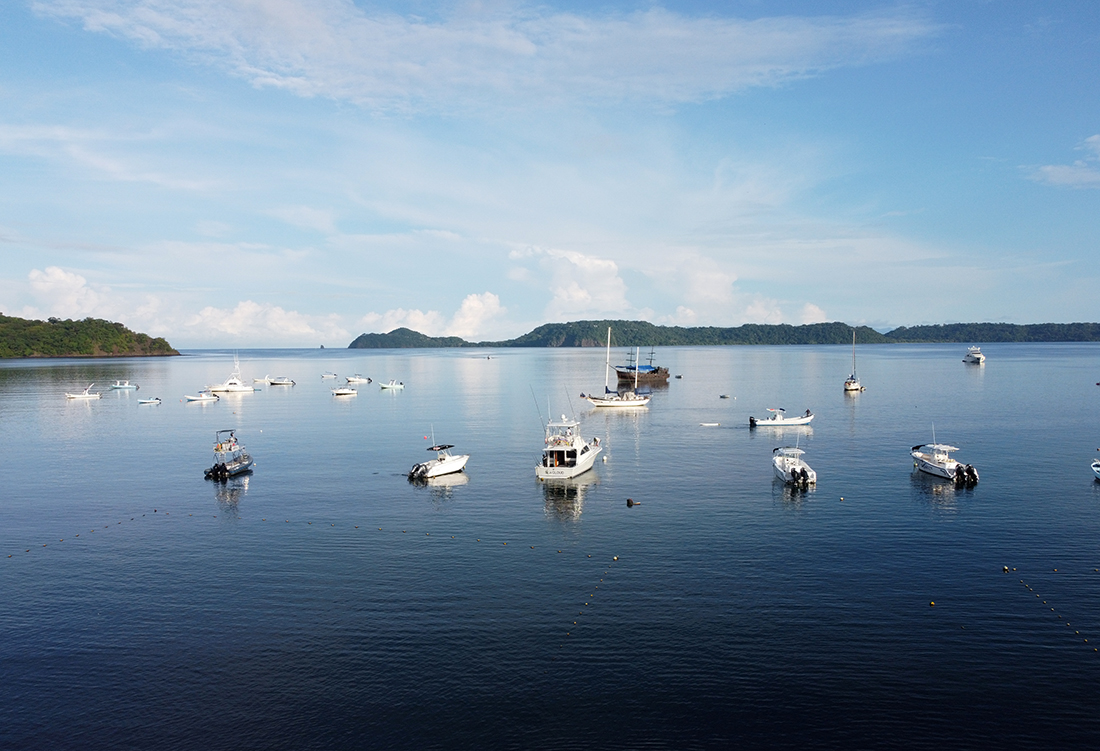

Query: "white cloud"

xmin=185 ymin=300 xmax=349 ymax=344
xmin=35 ymin=1 xmax=937 ymax=112
xmin=799 ymin=302 xmax=827 ymax=324
xmin=265 ymin=205 xmax=338 ymax=234
xmin=357 ymin=291 xmax=505 ymax=340
xmin=1030 ymin=135 xmax=1100 ymax=188
xmin=25 ymin=266 xmax=111 ymax=319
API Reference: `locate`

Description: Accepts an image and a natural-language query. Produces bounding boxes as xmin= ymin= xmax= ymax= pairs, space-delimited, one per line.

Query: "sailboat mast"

xmin=852 ymin=330 xmax=857 ymax=376
xmin=634 ymin=347 xmax=640 ymax=391
xmin=604 ymin=326 xmax=611 ymax=392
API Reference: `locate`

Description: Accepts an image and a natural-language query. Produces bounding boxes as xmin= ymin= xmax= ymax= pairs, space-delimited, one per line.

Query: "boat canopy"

xmin=773 ymin=447 xmax=805 ymax=456
xmin=427 ymin=444 xmax=454 ymax=451
xmin=912 ymin=443 xmax=960 ymax=453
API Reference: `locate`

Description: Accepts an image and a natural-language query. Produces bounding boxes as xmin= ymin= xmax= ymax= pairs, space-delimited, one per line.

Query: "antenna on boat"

xmin=932 ymin=421 xmax=936 ymax=446
xmin=529 ymin=386 xmax=545 ymax=428
xmin=564 ymin=388 xmax=577 ymax=420
xmin=604 ymin=326 xmax=612 ymax=394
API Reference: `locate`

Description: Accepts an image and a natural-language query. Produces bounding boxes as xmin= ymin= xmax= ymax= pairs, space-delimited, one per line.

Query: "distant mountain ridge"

xmin=348 ymin=320 xmax=1100 ymax=349
xmin=0 ymin=314 xmax=178 ymax=358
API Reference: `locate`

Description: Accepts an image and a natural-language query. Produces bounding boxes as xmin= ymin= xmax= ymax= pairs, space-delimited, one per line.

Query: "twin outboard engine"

xmin=954 ymin=463 xmax=979 ymax=487
xmin=205 ymin=462 xmax=229 ymax=482
xmin=408 ymin=463 xmax=429 ymax=481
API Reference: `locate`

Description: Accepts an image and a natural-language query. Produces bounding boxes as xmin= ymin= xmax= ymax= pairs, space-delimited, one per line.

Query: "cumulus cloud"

xmin=537 ymin=247 xmax=630 ymax=319
xmin=25 ymin=266 xmax=112 ymax=319
xmin=357 ymin=292 xmax=505 ymax=339
xmin=799 ymin=303 xmax=827 ymax=324
xmin=35 ymin=1 xmax=937 ymax=111
xmin=185 ymin=300 xmax=349 ymax=344
xmin=1030 ymin=135 xmax=1100 ymax=188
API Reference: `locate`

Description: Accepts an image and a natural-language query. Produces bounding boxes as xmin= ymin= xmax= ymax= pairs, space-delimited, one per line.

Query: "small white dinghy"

xmin=332 ymin=387 xmax=357 ymax=396
xmin=346 ymin=374 xmax=371 ymax=384
xmin=911 ymin=436 xmax=978 ymax=486
xmin=773 ymin=446 xmax=816 ymax=486
xmin=409 ymin=442 xmax=470 ymax=481
xmin=185 ymin=391 xmax=219 ymax=402
xmin=110 ymin=380 xmax=139 ymax=390
xmin=322 ymin=372 xmax=338 ymax=379
xmin=66 ymin=384 xmax=102 ymax=400
xmin=269 ymin=377 xmax=295 ymax=386
xmin=380 ymin=380 xmax=405 ymax=390
xmin=138 ymin=397 xmax=161 ymax=405
xmin=750 ymin=408 xmax=813 ymax=427
xmin=1092 ymin=449 xmax=1100 ymax=481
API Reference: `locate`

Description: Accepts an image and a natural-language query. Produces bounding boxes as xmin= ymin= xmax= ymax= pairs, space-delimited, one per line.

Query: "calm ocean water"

xmin=2 ymin=343 xmax=1100 ymax=749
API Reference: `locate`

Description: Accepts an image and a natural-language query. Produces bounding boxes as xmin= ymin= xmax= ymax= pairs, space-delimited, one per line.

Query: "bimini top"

xmin=912 ymin=443 xmax=960 ymax=454
xmin=773 ymin=446 xmax=806 ymax=456
xmin=547 ymin=415 xmax=579 ymax=430
xmin=426 ymin=444 xmax=454 ymax=452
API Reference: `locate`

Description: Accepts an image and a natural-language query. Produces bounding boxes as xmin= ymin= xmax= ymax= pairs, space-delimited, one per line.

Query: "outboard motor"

xmin=954 ymin=464 xmax=966 ymax=485
xmin=749 ymin=416 xmax=757 ymax=428
xmin=966 ymin=464 xmax=979 ymax=486
xmin=408 ymin=463 xmax=428 ymax=480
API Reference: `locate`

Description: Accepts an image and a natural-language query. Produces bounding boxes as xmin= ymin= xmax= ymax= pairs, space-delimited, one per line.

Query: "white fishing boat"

xmin=110 ymin=380 xmax=139 ymax=390
xmin=331 ymin=387 xmax=357 ymax=396
xmin=184 ymin=391 xmax=219 ymax=402
xmin=203 ymin=429 xmax=253 ymax=480
xmin=772 ymin=446 xmax=817 ymax=486
xmin=208 ymin=356 xmax=255 ymax=393
xmin=844 ymin=330 xmax=864 ymax=392
xmin=536 ymin=414 xmax=602 ymax=480
xmin=346 ymin=374 xmax=372 ymax=384
xmin=749 ymin=408 xmax=814 ymax=427
xmin=380 ymin=380 xmax=405 ymax=390
xmin=65 ymin=384 xmax=102 ymax=400
xmin=322 ymin=372 xmax=338 ymax=379
xmin=584 ymin=329 xmax=650 ymax=408
xmin=911 ymin=431 xmax=978 ymax=485
xmin=138 ymin=397 xmax=161 ymax=405
xmin=408 ymin=437 xmax=470 ymax=480
xmin=963 ymin=346 xmax=986 ymax=364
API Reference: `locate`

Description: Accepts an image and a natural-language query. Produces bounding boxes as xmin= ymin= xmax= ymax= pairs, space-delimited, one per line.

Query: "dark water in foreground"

xmin=2 ymin=344 xmax=1100 ymax=749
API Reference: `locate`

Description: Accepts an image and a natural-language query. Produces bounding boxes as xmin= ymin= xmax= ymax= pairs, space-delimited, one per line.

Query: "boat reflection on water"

xmin=772 ymin=477 xmax=815 ymax=507
xmin=409 ymin=470 xmax=469 ymax=503
xmin=541 ymin=476 xmax=599 ymax=520
xmin=214 ymin=474 xmax=250 ymax=510
xmin=909 ymin=469 xmax=967 ymax=512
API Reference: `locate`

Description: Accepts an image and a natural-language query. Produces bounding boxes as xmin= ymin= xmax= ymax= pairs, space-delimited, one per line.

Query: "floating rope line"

xmin=1015 ymin=569 xmax=1097 ymax=653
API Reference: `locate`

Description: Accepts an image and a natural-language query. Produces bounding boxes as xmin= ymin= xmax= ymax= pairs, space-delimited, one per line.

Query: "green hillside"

xmin=348 ymin=327 xmax=467 ymax=348
xmin=0 ymin=314 xmax=179 ymax=358
xmin=884 ymin=322 xmax=1100 ymax=343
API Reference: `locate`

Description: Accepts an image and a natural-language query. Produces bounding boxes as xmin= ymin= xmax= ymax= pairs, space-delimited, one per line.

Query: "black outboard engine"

xmin=749 ymin=416 xmax=757 ymax=428
xmin=408 ymin=463 xmax=428 ymax=481
xmin=954 ymin=464 xmax=966 ymax=485
xmin=966 ymin=464 xmax=978 ymax=486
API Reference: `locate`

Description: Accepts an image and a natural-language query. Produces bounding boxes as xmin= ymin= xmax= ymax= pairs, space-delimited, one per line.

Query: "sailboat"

xmin=583 ymin=328 xmax=650 ymax=408
xmin=844 ymin=329 xmax=865 ymax=392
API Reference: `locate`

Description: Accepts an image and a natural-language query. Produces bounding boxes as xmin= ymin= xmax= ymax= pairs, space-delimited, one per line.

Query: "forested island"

xmin=348 ymin=320 xmax=1100 ymax=349
xmin=0 ymin=314 xmax=178 ymax=358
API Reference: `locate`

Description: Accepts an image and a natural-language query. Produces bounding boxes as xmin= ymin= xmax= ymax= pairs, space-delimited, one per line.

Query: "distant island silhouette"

xmin=348 ymin=320 xmax=1100 ymax=348
xmin=0 ymin=314 xmax=178 ymax=358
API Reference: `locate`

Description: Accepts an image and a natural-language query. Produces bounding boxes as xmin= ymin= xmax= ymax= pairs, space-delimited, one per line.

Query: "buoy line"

xmin=1014 ymin=569 xmax=1097 ymax=653
xmin=561 ymin=554 xmax=621 ymax=647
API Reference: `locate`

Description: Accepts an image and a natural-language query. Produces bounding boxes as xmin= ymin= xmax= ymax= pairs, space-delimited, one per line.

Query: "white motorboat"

xmin=346 ymin=374 xmax=372 ymax=384
xmin=110 ymin=380 xmax=139 ymax=390
xmin=204 ymin=429 xmax=253 ymax=480
xmin=65 ymin=384 xmax=102 ymax=400
xmin=773 ymin=446 xmax=817 ymax=486
xmin=911 ymin=435 xmax=978 ymax=485
xmin=185 ymin=391 xmax=219 ymax=402
xmin=322 ymin=372 xmax=338 ymax=379
xmin=380 ymin=380 xmax=405 ymax=390
xmin=536 ymin=414 xmax=602 ymax=480
xmin=138 ymin=397 xmax=161 ymax=405
xmin=584 ymin=329 xmax=650 ymax=408
xmin=208 ymin=356 xmax=255 ymax=393
xmin=844 ymin=330 xmax=864 ymax=392
xmin=253 ymin=375 xmax=273 ymax=384
xmin=963 ymin=346 xmax=986 ymax=364
xmin=331 ymin=387 xmax=357 ymax=396
xmin=1092 ymin=450 xmax=1100 ymax=481
xmin=749 ymin=408 xmax=814 ymax=427
xmin=269 ymin=377 xmax=295 ymax=386
xmin=408 ymin=442 xmax=470 ymax=480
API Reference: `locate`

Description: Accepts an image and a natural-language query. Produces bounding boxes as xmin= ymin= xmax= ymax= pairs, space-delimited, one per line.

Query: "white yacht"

xmin=536 ymin=414 xmax=602 ymax=480
xmin=110 ymin=380 xmax=139 ymax=390
xmin=65 ymin=384 xmax=102 ymax=400
xmin=208 ymin=356 xmax=255 ymax=393
xmin=408 ymin=442 xmax=470 ymax=480
xmin=911 ymin=437 xmax=978 ymax=485
xmin=204 ymin=429 xmax=253 ymax=481
xmin=346 ymin=374 xmax=372 ymax=384
xmin=749 ymin=408 xmax=814 ymax=427
xmin=963 ymin=346 xmax=986 ymax=364
xmin=773 ymin=446 xmax=816 ymax=486
xmin=584 ymin=329 xmax=650 ymax=408
xmin=844 ymin=330 xmax=864 ymax=392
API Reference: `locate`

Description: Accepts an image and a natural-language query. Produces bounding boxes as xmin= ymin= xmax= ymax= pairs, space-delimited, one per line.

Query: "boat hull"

xmin=614 ymin=366 xmax=670 ymax=383
xmin=750 ymin=415 xmax=813 ymax=427
xmin=586 ymin=394 xmax=650 ymax=408
xmin=772 ymin=456 xmax=816 ymax=485
xmin=1092 ymin=460 xmax=1100 ymax=481
xmin=537 ymin=444 xmax=601 ymax=480
xmin=411 ymin=454 xmax=470 ymax=479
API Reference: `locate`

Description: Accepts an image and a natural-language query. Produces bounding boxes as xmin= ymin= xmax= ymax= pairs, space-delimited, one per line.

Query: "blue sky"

xmin=1 ymin=0 xmax=1097 ymax=346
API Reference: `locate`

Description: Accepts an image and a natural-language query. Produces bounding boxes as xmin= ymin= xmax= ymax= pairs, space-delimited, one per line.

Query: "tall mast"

xmin=634 ymin=347 xmax=640 ymax=391
xmin=851 ymin=329 xmax=857 ymax=377
xmin=604 ymin=326 xmax=611 ymax=393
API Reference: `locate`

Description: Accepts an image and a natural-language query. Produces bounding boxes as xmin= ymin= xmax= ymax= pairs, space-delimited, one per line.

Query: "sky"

xmin=0 ymin=0 xmax=1098 ymax=347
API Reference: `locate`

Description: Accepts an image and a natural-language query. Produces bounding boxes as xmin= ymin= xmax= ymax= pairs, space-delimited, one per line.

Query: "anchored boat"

xmin=911 ymin=434 xmax=978 ymax=486
xmin=844 ymin=330 xmax=864 ymax=392
xmin=773 ymin=446 xmax=817 ymax=487
xmin=110 ymin=380 xmax=139 ymax=390
xmin=584 ymin=328 xmax=650 ymax=408
xmin=614 ymin=346 xmax=670 ymax=384
xmin=750 ymin=408 xmax=814 ymax=427
xmin=963 ymin=346 xmax=986 ymax=364
xmin=203 ymin=429 xmax=253 ymax=481
xmin=208 ymin=356 xmax=255 ymax=393
xmin=409 ymin=440 xmax=470 ymax=481
xmin=65 ymin=384 xmax=102 ymax=400
xmin=536 ymin=414 xmax=602 ymax=480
